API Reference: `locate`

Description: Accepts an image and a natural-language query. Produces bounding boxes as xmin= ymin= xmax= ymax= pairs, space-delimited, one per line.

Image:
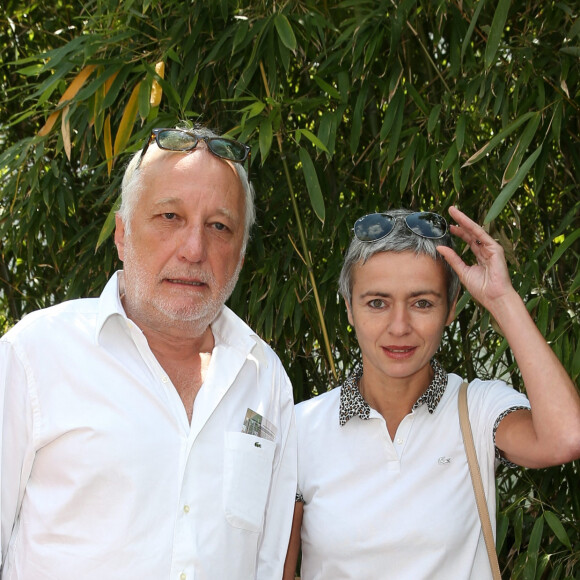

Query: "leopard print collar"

xmin=339 ymin=359 xmax=448 ymax=426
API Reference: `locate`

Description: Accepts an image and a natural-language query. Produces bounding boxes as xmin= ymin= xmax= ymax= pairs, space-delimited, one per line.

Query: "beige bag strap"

xmin=458 ymin=381 xmax=502 ymax=580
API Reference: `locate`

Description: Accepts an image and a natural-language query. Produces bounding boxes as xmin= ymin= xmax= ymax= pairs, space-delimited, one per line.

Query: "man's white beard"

xmin=122 ymin=242 xmax=243 ymax=337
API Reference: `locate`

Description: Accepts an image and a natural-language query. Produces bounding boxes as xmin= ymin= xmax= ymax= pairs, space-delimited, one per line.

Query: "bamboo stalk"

xmin=259 ymin=61 xmax=338 ymax=382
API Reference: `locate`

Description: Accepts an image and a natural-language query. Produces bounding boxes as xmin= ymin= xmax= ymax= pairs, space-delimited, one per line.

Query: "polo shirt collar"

xmin=339 ymin=358 xmax=448 ymax=426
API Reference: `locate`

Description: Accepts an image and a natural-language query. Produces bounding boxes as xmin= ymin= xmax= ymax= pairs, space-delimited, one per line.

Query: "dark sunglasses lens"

xmin=354 ymin=213 xmax=395 ymax=242
xmin=157 ymin=129 xmax=198 ymax=151
xmin=405 ymin=212 xmax=447 ymax=238
xmin=208 ymin=138 xmax=248 ymax=162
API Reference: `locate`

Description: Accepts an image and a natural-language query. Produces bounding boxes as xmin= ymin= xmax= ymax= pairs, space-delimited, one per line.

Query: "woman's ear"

xmin=445 ymin=292 xmax=460 ymax=326
xmin=345 ymin=297 xmax=354 ymax=328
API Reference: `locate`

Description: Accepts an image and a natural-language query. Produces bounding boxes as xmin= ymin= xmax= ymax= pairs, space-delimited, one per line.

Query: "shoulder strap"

xmin=458 ymin=381 xmax=502 ymax=580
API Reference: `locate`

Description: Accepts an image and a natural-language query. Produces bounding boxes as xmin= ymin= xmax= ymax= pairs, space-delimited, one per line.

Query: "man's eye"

xmin=213 ymin=222 xmax=228 ymax=231
xmin=368 ymin=299 xmax=384 ymax=309
xmin=163 ymin=213 xmax=177 ymax=220
xmin=416 ymin=299 xmax=432 ymax=309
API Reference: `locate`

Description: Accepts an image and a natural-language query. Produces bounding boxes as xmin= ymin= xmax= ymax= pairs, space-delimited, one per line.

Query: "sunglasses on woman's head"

xmin=139 ymin=128 xmax=251 ymax=169
xmin=353 ymin=212 xmax=448 ymax=242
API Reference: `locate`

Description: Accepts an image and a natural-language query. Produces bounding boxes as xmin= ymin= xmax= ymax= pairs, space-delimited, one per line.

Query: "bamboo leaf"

xmin=182 ymin=73 xmax=199 ymax=110
xmin=441 ymin=143 xmax=458 ymax=172
xmin=456 ymin=114 xmax=466 ymax=153
xmin=58 ymin=64 xmax=98 ymax=104
xmin=380 ymin=88 xmax=404 ymax=141
xmin=299 ymin=147 xmax=325 ymax=223
xmin=502 ymin=112 xmax=541 ymax=185
xmin=232 ymin=18 xmax=249 ymax=53
xmin=259 ymin=118 xmax=273 ymax=163
xmin=96 ymin=196 xmax=121 ymax=250
xmin=523 ymin=515 xmax=544 ymax=580
xmin=400 ymin=138 xmax=417 ymax=194
xmin=484 ymin=145 xmax=543 ymax=224
xmin=313 ymin=76 xmax=341 ymax=100
xmin=428 ymin=104 xmax=441 ymax=134
xmin=38 ymin=111 xmax=61 ymax=138
xmin=551 ymin=99 xmax=563 ymax=146
xmin=104 ymin=113 xmax=113 ymax=176
xmin=113 ymin=82 xmax=142 ymax=157
xmin=545 ymin=229 xmax=580 ymax=271
xmin=572 ymin=334 xmax=580 ymax=379
xmin=463 ymin=112 xmax=536 ymax=167
xmin=274 ymin=14 xmax=297 ymax=51
xmin=484 ymin=0 xmax=511 ymax=69
xmin=37 ymin=64 xmax=97 ymax=137
xmin=350 ymin=84 xmax=368 ymax=154
xmin=544 ymin=511 xmax=572 ymax=549
xmin=299 ymin=128 xmax=329 ymax=153
xmin=571 ymin=269 xmax=580 ymax=294
xmin=138 ymin=80 xmax=151 ymax=121
xmin=461 ymin=0 xmax=486 ymax=59
xmin=61 ymin=105 xmax=72 ymax=161
xmin=149 ymin=61 xmax=165 ymax=107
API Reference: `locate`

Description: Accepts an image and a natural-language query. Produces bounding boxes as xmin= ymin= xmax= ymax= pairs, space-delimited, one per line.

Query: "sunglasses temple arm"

xmin=138 ymin=135 xmax=155 ymax=165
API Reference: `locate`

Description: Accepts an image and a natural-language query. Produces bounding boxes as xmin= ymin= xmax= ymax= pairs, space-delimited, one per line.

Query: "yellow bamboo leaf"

xmin=61 ymin=105 xmax=72 ymax=160
xmin=37 ymin=64 xmax=97 ymax=138
xmin=104 ymin=70 xmax=119 ymax=94
xmin=150 ymin=61 xmax=165 ymax=107
xmin=58 ymin=64 xmax=97 ymax=104
xmin=104 ymin=113 xmax=113 ymax=176
xmin=113 ymin=82 xmax=141 ymax=157
xmin=38 ymin=111 xmax=60 ymax=137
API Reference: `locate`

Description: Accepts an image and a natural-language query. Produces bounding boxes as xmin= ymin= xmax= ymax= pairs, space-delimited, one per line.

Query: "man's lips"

xmin=165 ymin=278 xmax=207 ymax=287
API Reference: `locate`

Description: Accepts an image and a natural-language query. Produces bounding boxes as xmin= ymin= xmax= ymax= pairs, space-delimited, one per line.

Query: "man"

xmin=0 ymin=126 xmax=297 ymax=579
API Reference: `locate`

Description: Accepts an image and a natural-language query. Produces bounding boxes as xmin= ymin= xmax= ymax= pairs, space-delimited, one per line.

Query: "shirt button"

xmin=183 ymin=504 xmax=190 ymax=513
xmin=161 ymin=376 xmax=169 ymax=383
xmin=396 ymin=438 xmax=403 ymax=445
xmin=180 ymin=574 xmax=186 ymax=580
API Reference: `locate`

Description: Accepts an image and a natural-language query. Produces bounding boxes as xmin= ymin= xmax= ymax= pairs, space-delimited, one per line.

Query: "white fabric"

xmin=1 ymin=271 xmax=297 ymax=580
xmin=296 ymin=373 xmax=529 ymax=580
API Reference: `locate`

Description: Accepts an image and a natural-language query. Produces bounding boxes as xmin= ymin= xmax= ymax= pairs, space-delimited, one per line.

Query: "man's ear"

xmin=114 ymin=214 xmax=126 ymax=262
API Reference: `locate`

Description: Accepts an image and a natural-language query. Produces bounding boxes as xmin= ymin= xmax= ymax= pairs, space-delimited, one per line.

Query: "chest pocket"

xmin=223 ymin=431 xmax=276 ymax=532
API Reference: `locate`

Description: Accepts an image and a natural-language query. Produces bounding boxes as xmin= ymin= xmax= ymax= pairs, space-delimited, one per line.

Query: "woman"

xmin=284 ymin=206 xmax=580 ymax=579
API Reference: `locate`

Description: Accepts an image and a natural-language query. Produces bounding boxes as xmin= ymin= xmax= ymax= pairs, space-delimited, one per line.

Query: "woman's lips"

xmin=382 ymin=346 xmax=416 ymax=359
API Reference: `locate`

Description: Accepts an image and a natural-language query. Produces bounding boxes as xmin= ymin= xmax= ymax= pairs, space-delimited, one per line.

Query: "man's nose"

xmin=178 ymin=226 xmax=206 ymax=263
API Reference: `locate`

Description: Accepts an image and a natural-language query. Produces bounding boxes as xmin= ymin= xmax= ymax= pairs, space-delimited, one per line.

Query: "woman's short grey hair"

xmin=338 ymin=208 xmax=460 ymax=311
xmin=117 ymin=123 xmax=256 ymax=254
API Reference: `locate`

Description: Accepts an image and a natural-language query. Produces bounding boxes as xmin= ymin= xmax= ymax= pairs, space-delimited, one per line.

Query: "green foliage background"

xmin=1 ymin=0 xmax=579 ymax=577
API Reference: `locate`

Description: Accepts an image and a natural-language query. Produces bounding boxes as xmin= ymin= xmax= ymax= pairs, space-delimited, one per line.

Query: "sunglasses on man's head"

xmin=140 ymin=128 xmax=251 ymax=168
xmin=353 ymin=212 xmax=448 ymax=242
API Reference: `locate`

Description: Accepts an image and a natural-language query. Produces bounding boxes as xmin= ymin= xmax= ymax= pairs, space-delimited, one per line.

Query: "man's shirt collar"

xmin=339 ymin=359 xmax=448 ymax=426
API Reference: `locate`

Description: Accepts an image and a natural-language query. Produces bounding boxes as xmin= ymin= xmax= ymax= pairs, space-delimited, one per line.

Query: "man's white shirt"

xmin=0 ymin=271 xmax=297 ymax=579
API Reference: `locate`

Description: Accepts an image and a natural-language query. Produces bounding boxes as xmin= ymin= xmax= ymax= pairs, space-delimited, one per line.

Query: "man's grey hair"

xmin=117 ymin=123 xmax=255 ymax=254
xmin=338 ymin=208 xmax=460 ymax=311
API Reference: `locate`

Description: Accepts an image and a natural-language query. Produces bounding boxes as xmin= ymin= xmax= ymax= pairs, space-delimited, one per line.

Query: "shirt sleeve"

xmin=466 ymin=377 xmax=530 ymax=472
xmin=1 ymin=339 xmax=36 ymax=568
xmin=255 ymin=366 xmax=297 ymax=580
xmin=493 ymin=405 xmax=531 ymax=467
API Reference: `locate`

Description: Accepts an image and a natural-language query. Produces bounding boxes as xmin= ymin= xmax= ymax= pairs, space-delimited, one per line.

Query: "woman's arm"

xmin=437 ymin=205 xmax=580 ymax=468
xmin=283 ymin=501 xmax=304 ymax=580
